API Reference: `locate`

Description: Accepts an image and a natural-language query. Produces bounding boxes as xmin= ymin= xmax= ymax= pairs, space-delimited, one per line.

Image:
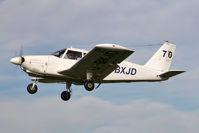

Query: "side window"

xmin=66 ymin=50 xmax=82 ymax=60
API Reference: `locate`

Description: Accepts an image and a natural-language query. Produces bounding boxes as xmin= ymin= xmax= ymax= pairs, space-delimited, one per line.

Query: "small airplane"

xmin=10 ymin=41 xmax=185 ymax=101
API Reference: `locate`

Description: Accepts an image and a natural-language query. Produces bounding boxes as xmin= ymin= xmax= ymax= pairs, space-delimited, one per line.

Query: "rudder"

xmin=144 ymin=41 xmax=176 ymax=72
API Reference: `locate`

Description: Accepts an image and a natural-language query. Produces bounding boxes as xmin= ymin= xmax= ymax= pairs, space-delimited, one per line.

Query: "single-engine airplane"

xmin=10 ymin=41 xmax=185 ymax=101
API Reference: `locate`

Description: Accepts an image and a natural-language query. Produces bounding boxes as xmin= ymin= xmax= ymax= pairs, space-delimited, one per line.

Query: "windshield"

xmin=51 ymin=49 xmax=66 ymax=58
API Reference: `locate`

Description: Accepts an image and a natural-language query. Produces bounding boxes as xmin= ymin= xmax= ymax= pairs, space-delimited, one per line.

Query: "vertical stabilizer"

xmin=144 ymin=41 xmax=176 ymax=72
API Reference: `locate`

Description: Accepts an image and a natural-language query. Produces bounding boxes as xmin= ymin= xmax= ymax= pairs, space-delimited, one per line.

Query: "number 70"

xmin=162 ymin=50 xmax=172 ymax=58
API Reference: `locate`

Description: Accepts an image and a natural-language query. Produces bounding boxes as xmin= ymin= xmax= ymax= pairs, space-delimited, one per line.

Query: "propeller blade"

xmin=19 ymin=45 xmax=23 ymax=57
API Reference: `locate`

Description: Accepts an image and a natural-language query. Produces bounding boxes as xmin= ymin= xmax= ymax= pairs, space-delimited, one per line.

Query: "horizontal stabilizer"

xmin=159 ymin=70 xmax=185 ymax=78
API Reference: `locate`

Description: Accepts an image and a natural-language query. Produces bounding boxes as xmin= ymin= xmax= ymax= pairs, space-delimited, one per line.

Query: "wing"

xmin=58 ymin=44 xmax=134 ymax=82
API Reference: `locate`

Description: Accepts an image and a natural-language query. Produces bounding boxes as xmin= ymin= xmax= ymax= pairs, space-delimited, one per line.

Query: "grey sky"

xmin=0 ymin=0 xmax=199 ymax=133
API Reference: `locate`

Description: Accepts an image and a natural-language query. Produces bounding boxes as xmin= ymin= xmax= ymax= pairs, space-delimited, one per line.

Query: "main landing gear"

xmin=60 ymin=80 xmax=95 ymax=101
xmin=61 ymin=82 xmax=72 ymax=101
xmin=84 ymin=79 xmax=95 ymax=91
xmin=84 ymin=72 xmax=95 ymax=91
xmin=61 ymin=91 xmax=71 ymax=101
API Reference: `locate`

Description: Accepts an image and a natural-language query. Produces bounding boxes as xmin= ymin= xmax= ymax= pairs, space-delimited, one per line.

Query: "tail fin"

xmin=144 ymin=41 xmax=176 ymax=72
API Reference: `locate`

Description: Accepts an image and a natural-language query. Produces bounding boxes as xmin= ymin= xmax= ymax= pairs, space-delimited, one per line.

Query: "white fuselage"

xmin=20 ymin=55 xmax=162 ymax=84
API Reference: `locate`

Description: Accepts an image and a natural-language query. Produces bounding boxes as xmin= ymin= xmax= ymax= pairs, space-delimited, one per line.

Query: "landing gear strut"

xmin=27 ymin=79 xmax=38 ymax=94
xmin=61 ymin=82 xmax=72 ymax=101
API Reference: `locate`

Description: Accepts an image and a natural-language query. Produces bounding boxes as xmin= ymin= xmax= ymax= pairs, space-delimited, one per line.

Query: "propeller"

xmin=10 ymin=45 xmax=25 ymax=66
xmin=20 ymin=45 xmax=25 ymax=57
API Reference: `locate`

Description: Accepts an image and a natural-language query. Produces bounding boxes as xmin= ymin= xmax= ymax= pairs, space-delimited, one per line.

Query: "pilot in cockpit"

xmin=67 ymin=52 xmax=73 ymax=59
xmin=66 ymin=50 xmax=82 ymax=60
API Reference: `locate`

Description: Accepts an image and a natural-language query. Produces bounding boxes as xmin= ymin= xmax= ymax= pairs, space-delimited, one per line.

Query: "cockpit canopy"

xmin=51 ymin=48 xmax=87 ymax=60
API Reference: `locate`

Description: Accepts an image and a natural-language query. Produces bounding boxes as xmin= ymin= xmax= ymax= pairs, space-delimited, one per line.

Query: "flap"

xmin=58 ymin=44 xmax=134 ymax=82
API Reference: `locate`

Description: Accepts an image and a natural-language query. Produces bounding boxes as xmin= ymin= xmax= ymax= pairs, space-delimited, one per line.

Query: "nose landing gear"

xmin=27 ymin=83 xmax=38 ymax=94
xmin=27 ymin=79 xmax=38 ymax=94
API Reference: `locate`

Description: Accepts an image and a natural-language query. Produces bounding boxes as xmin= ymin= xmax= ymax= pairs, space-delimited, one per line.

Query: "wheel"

xmin=84 ymin=80 xmax=95 ymax=91
xmin=61 ymin=91 xmax=71 ymax=101
xmin=27 ymin=83 xmax=38 ymax=94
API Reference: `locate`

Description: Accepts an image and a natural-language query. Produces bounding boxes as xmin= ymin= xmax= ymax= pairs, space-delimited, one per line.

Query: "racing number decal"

xmin=162 ymin=50 xmax=172 ymax=58
xmin=168 ymin=51 xmax=172 ymax=58
xmin=162 ymin=50 xmax=167 ymax=57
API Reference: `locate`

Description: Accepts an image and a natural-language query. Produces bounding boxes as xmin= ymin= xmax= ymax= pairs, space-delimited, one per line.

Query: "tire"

xmin=27 ymin=83 xmax=38 ymax=94
xmin=84 ymin=80 xmax=95 ymax=91
xmin=61 ymin=91 xmax=71 ymax=101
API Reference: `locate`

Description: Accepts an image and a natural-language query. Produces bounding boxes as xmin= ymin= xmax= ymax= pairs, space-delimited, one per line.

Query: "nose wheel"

xmin=27 ymin=83 xmax=38 ymax=94
xmin=27 ymin=79 xmax=38 ymax=94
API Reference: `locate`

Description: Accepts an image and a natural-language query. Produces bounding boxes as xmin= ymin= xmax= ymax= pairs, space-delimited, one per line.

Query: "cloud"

xmin=0 ymin=96 xmax=199 ymax=133
xmin=0 ymin=1 xmax=198 ymax=132
xmin=0 ymin=0 xmax=198 ymax=47
xmin=1 ymin=0 xmax=198 ymax=68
